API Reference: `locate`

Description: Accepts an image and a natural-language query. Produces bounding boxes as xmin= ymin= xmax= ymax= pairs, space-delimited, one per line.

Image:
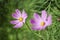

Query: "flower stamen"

xmin=40 ymin=22 xmax=45 ymax=26
xmin=19 ymin=17 xmax=23 ymax=22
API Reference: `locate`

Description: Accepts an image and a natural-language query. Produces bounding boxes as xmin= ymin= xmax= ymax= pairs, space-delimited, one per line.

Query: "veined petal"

xmin=41 ymin=10 xmax=47 ymax=20
xmin=15 ymin=9 xmax=21 ymax=16
xmin=10 ymin=20 xmax=19 ymax=24
xmin=47 ymin=15 xmax=52 ymax=26
xmin=23 ymin=18 xmax=26 ymax=23
xmin=34 ymin=13 xmax=41 ymax=21
xmin=31 ymin=25 xmax=42 ymax=30
xmin=30 ymin=19 xmax=36 ymax=25
xmin=30 ymin=18 xmax=40 ymax=25
xmin=12 ymin=13 xmax=20 ymax=19
xmin=22 ymin=10 xmax=27 ymax=19
xmin=14 ymin=22 xmax=23 ymax=28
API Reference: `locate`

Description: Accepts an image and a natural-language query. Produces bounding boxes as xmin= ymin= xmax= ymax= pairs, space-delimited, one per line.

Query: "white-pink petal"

xmin=14 ymin=22 xmax=23 ymax=28
xmin=10 ymin=20 xmax=19 ymax=24
xmin=41 ymin=10 xmax=47 ymax=20
xmin=22 ymin=10 xmax=27 ymax=19
xmin=34 ymin=13 xmax=41 ymax=21
xmin=12 ymin=13 xmax=20 ymax=19
xmin=15 ymin=9 xmax=21 ymax=16
xmin=47 ymin=15 xmax=52 ymax=26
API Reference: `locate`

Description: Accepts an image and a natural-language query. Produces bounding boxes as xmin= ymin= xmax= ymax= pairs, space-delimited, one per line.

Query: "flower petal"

xmin=12 ymin=13 xmax=20 ymax=19
xmin=12 ymin=9 xmax=21 ymax=19
xmin=31 ymin=20 xmax=48 ymax=30
xmin=15 ymin=9 xmax=21 ymax=16
xmin=14 ymin=22 xmax=23 ymax=28
xmin=22 ymin=10 xmax=27 ymax=23
xmin=34 ymin=13 xmax=41 ymax=21
xmin=30 ymin=18 xmax=40 ymax=26
xmin=41 ymin=10 xmax=47 ymax=20
xmin=31 ymin=25 xmax=42 ymax=30
xmin=22 ymin=10 xmax=27 ymax=19
xmin=10 ymin=20 xmax=19 ymax=24
xmin=30 ymin=19 xmax=36 ymax=25
xmin=47 ymin=15 xmax=52 ymax=26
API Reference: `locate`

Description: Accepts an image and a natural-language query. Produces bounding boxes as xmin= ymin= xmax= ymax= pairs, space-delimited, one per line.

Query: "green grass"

xmin=0 ymin=0 xmax=60 ymax=40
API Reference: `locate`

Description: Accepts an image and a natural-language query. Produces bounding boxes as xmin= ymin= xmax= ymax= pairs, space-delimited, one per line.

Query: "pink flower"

xmin=10 ymin=9 xmax=27 ymax=28
xmin=30 ymin=10 xmax=52 ymax=30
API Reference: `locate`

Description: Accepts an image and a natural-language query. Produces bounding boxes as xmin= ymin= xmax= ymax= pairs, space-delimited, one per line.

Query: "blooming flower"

xmin=30 ymin=10 xmax=52 ymax=30
xmin=10 ymin=9 xmax=27 ymax=28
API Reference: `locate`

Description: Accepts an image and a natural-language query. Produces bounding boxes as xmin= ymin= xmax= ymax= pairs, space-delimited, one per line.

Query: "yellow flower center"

xmin=40 ymin=22 xmax=45 ymax=26
xmin=19 ymin=17 xmax=23 ymax=22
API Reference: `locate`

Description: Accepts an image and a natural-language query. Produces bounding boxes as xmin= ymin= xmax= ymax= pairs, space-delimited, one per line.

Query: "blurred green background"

xmin=0 ymin=0 xmax=60 ymax=40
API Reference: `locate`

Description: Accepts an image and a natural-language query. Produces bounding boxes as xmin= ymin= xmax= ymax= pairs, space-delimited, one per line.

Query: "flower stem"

xmin=16 ymin=29 xmax=19 ymax=40
xmin=25 ymin=22 xmax=43 ymax=39
xmin=55 ymin=0 xmax=60 ymax=9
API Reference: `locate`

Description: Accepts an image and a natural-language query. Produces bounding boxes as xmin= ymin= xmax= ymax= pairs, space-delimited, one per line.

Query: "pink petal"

xmin=31 ymin=25 xmax=42 ymax=30
xmin=12 ymin=9 xmax=21 ymax=19
xmin=30 ymin=18 xmax=41 ymax=26
xmin=31 ymin=20 xmax=48 ymax=30
xmin=30 ymin=19 xmax=36 ymax=25
xmin=23 ymin=19 xmax=25 ymax=23
xmin=23 ymin=18 xmax=27 ymax=23
xmin=22 ymin=10 xmax=27 ymax=23
xmin=10 ymin=20 xmax=19 ymax=24
xmin=34 ymin=13 xmax=41 ymax=21
xmin=12 ymin=13 xmax=20 ymax=19
xmin=41 ymin=10 xmax=47 ymax=20
xmin=47 ymin=15 xmax=52 ymax=26
xmin=32 ymin=24 xmax=47 ymax=30
xmin=14 ymin=22 xmax=23 ymax=28
xmin=15 ymin=9 xmax=21 ymax=16
xmin=22 ymin=10 xmax=27 ymax=19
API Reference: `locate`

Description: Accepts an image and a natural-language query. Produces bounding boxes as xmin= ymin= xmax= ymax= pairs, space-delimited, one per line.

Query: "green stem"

xmin=38 ymin=0 xmax=49 ymax=10
xmin=48 ymin=1 xmax=51 ymax=12
xmin=45 ymin=1 xmax=51 ymax=10
xmin=25 ymin=22 xmax=43 ymax=39
xmin=16 ymin=29 xmax=19 ymax=40
xmin=55 ymin=0 xmax=60 ymax=9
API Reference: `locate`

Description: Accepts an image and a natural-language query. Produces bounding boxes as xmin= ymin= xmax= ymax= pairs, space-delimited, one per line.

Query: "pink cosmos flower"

xmin=30 ymin=10 xmax=52 ymax=30
xmin=10 ymin=9 xmax=27 ymax=28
